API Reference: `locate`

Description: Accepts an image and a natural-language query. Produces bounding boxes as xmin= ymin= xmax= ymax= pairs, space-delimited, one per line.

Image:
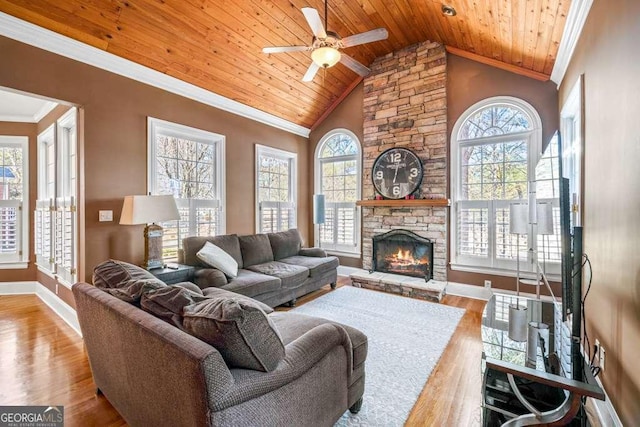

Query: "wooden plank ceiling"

xmin=0 ymin=0 xmax=570 ymax=129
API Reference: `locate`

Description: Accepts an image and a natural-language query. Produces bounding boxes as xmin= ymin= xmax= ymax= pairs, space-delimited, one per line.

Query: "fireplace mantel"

xmin=356 ymin=199 xmax=451 ymax=208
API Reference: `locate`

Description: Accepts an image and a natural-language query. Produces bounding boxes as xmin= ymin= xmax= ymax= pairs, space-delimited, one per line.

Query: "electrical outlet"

xmin=600 ymin=345 xmax=606 ymax=371
xmin=484 ymin=280 xmax=492 ymax=289
xmin=99 ymin=210 xmax=113 ymax=222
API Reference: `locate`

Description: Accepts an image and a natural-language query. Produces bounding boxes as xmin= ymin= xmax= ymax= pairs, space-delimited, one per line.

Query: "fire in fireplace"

xmin=372 ymin=229 xmax=433 ymax=281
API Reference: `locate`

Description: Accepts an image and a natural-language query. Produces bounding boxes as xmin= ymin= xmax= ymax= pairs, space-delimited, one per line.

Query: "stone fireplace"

xmin=361 ymin=40 xmax=448 ymax=282
xmin=372 ymin=229 xmax=433 ymax=281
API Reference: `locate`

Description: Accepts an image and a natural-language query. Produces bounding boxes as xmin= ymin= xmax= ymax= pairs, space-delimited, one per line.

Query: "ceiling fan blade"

xmin=301 ymin=7 xmax=327 ymax=39
xmin=341 ymin=28 xmax=389 ymax=48
xmin=302 ymin=62 xmax=321 ymax=82
xmin=262 ymin=46 xmax=309 ymax=54
xmin=339 ymin=54 xmax=370 ymax=76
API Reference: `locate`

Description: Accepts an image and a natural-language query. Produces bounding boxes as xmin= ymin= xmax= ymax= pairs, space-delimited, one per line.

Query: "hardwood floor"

xmin=0 ymin=279 xmax=486 ymax=426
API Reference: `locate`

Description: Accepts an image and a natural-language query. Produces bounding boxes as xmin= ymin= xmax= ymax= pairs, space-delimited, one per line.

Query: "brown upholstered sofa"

xmin=182 ymin=229 xmax=339 ymax=307
xmin=74 ymin=260 xmax=367 ymax=427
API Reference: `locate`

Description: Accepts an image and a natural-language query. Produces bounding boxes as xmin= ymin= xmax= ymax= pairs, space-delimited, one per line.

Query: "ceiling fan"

xmin=262 ymin=1 xmax=388 ymax=82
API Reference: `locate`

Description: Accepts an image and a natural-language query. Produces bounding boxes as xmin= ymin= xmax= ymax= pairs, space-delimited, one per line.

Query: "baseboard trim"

xmin=445 ymin=281 xmax=493 ymax=301
xmin=588 ymin=374 xmax=623 ymax=427
xmin=0 ymin=281 xmax=38 ymax=294
xmin=0 ymin=281 xmax=81 ymax=336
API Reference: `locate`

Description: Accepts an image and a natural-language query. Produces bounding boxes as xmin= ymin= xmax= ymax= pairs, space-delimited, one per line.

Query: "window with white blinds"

xmin=148 ymin=118 xmax=226 ymax=261
xmin=0 ymin=136 xmax=28 ymax=265
xmin=451 ymin=97 xmax=555 ymax=275
xmin=255 ymin=145 xmax=297 ymax=234
xmin=35 ymin=108 xmax=78 ymax=283
xmin=314 ymin=130 xmax=361 ymax=255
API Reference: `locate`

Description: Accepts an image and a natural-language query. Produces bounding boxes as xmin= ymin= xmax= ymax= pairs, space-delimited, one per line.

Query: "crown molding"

xmin=0 ymin=12 xmax=310 ymax=138
xmin=32 ymin=100 xmax=58 ymax=122
xmin=550 ymin=0 xmax=594 ymax=87
xmin=0 ymin=113 xmax=37 ymax=122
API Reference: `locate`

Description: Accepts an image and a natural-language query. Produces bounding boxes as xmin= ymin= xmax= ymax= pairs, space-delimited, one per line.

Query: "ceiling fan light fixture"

xmin=311 ymin=46 xmax=341 ymax=68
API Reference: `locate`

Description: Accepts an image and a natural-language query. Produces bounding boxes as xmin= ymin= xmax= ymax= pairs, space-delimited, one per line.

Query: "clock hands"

xmin=392 ymin=152 xmax=404 ymax=183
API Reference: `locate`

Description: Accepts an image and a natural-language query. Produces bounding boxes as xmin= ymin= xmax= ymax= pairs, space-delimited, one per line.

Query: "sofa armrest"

xmin=298 ymin=247 xmax=327 ymax=257
xmin=210 ymin=323 xmax=352 ymax=411
xmin=193 ymin=267 xmax=228 ymax=289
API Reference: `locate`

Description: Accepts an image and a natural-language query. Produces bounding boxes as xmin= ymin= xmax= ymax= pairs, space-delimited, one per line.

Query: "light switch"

xmin=99 ymin=210 xmax=113 ymax=222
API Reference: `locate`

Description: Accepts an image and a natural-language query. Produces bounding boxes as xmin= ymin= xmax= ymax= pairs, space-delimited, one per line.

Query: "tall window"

xmin=0 ymin=136 xmax=28 ymax=265
xmin=255 ymin=145 xmax=297 ymax=233
xmin=314 ymin=129 xmax=361 ymax=255
xmin=35 ymin=108 xmax=78 ymax=283
xmin=451 ymin=97 xmax=542 ymax=273
xmin=148 ymin=118 xmax=225 ymax=261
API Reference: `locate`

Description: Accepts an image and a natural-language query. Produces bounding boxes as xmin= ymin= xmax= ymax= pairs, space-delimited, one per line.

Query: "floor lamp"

xmin=508 ymin=202 xmax=529 ymax=342
xmin=313 ymin=194 xmax=325 ymax=248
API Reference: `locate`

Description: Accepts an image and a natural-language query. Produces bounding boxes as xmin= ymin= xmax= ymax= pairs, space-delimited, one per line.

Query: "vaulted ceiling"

xmin=0 ymin=0 xmax=570 ymax=129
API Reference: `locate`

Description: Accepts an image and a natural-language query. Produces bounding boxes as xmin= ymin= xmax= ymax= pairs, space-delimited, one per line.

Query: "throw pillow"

xmin=101 ymin=278 xmax=166 ymax=305
xmin=201 ymin=286 xmax=274 ymax=314
xmin=141 ymin=285 xmax=208 ymax=329
xmin=197 ymin=242 xmax=239 ymax=278
xmin=93 ymin=259 xmax=159 ymax=289
xmin=183 ymin=298 xmax=285 ymax=372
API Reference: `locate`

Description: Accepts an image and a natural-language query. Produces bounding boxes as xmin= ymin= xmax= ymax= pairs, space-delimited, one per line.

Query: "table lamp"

xmin=120 ymin=195 xmax=180 ymax=269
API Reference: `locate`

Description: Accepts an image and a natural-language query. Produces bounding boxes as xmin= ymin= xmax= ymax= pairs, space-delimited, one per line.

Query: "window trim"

xmin=255 ymin=144 xmax=297 ymax=234
xmin=313 ymin=128 xmax=362 ymax=255
xmin=450 ymin=96 xmax=544 ymax=277
xmin=0 ymin=135 xmax=28 ymax=267
xmin=147 ymin=117 xmax=226 ymax=239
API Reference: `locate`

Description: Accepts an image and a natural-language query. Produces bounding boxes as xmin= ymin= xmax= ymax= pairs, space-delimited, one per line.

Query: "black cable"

xmin=581 ymin=253 xmax=597 ymax=377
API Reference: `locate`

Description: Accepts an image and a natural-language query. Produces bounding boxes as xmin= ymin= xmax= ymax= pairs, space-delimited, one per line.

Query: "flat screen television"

xmin=537 ymin=130 xmax=584 ymax=382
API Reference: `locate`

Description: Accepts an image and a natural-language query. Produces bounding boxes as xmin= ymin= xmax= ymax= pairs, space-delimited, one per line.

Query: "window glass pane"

xmin=0 ymin=146 xmax=22 ymax=200
xmin=320 ymin=133 xmax=358 ymax=158
xmin=459 ymin=105 xmax=532 ymax=140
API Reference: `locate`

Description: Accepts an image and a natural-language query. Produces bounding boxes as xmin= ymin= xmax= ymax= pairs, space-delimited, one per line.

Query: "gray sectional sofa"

xmin=182 ymin=229 xmax=339 ymax=307
xmin=75 ymin=259 xmax=367 ymax=427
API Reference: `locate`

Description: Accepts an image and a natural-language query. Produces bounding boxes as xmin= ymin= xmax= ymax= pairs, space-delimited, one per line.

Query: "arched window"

xmin=314 ymin=129 xmax=361 ymax=255
xmin=451 ymin=97 xmax=545 ymax=272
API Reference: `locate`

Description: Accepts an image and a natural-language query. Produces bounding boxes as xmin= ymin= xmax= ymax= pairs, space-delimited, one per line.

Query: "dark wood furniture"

xmin=150 ymin=264 xmax=195 ymax=285
xmin=481 ymin=294 xmax=605 ymax=426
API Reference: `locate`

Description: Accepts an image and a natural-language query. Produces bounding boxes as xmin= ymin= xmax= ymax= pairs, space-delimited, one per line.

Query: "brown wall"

xmin=0 ymin=121 xmax=37 ymax=282
xmin=308 ymin=83 xmax=364 ymax=268
xmin=0 ymin=36 xmax=309 ymax=283
xmin=559 ymin=0 xmax=640 ymax=422
xmin=446 ymin=54 xmax=560 ymax=293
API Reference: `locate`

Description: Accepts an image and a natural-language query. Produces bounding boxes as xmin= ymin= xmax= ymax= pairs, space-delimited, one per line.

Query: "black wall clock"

xmin=372 ymin=147 xmax=423 ymax=199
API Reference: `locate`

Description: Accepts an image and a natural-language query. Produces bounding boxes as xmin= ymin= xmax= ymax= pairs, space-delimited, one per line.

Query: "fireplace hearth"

xmin=372 ymin=229 xmax=433 ymax=281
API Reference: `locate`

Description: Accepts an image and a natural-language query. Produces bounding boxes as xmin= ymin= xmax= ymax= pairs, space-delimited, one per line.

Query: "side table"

xmin=150 ymin=264 xmax=195 ymax=285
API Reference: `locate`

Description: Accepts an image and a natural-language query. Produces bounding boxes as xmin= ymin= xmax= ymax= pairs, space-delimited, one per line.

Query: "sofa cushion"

xmin=223 ymin=269 xmax=281 ymax=298
xmin=101 ymin=278 xmax=166 ymax=304
xmin=202 ymin=287 xmax=274 ymax=314
xmin=279 ymin=255 xmax=339 ymax=278
xmin=93 ymin=259 xmax=160 ymax=289
xmin=267 ymin=229 xmax=302 ymax=260
xmin=141 ymin=285 xmax=208 ymax=329
xmin=246 ymin=261 xmax=309 ymax=288
xmin=238 ymin=234 xmax=274 ymax=267
xmin=269 ymin=312 xmax=368 ymax=369
xmin=183 ymin=297 xmax=285 ymax=372
xmin=193 ymin=268 xmax=228 ymax=289
xmin=171 ymin=282 xmax=204 ymax=294
xmin=197 ymin=241 xmax=239 ymax=278
xmin=183 ymin=234 xmax=243 ymax=269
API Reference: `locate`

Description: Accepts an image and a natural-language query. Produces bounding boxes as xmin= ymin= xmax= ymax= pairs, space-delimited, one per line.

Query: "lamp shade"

xmin=311 ymin=47 xmax=341 ymax=68
xmin=120 ymin=195 xmax=180 ymax=225
xmin=313 ymin=194 xmax=325 ymax=225
xmin=509 ymin=203 xmax=529 ymax=235
xmin=536 ymin=202 xmax=554 ymax=235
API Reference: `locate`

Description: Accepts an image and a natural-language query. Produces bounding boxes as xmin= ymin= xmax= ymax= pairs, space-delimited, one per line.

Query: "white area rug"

xmin=292 ymin=286 xmax=466 ymax=426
